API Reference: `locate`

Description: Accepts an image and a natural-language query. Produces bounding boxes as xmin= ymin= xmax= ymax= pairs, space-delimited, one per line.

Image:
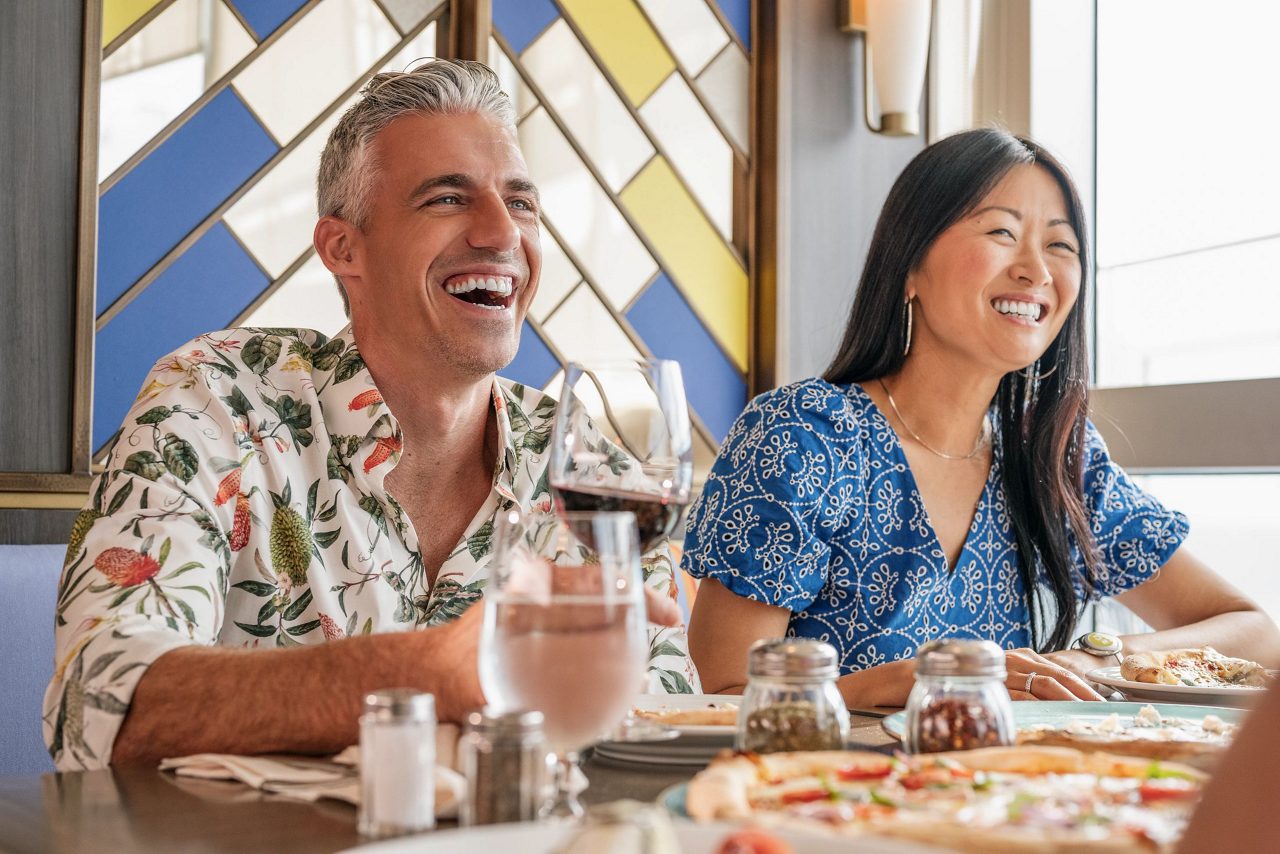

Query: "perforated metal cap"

xmin=363 ymin=689 xmax=435 ymax=723
xmin=748 ymin=637 xmax=839 ymax=679
xmin=914 ymin=639 xmax=1007 ymax=679
xmin=465 ymin=708 xmax=545 ymax=736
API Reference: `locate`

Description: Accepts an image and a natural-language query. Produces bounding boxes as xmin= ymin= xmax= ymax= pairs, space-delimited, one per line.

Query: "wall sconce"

xmin=840 ymin=0 xmax=933 ymax=136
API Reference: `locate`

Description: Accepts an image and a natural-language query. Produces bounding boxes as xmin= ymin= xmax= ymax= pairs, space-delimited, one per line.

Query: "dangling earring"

xmin=1020 ymin=361 xmax=1058 ymax=381
xmin=902 ymin=297 xmax=914 ymax=357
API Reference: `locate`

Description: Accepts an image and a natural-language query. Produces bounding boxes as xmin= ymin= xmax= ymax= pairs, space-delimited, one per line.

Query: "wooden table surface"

xmin=0 ymin=714 xmax=897 ymax=854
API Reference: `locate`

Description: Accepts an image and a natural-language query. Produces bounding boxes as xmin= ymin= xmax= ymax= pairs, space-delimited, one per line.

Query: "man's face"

xmin=342 ymin=111 xmax=542 ymax=380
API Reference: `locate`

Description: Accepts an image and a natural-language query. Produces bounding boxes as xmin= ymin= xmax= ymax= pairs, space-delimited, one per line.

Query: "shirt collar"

xmin=318 ymin=322 xmax=521 ymax=503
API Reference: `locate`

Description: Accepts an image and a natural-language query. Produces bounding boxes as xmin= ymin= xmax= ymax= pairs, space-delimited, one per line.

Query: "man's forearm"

xmin=111 ymin=610 xmax=482 ymax=765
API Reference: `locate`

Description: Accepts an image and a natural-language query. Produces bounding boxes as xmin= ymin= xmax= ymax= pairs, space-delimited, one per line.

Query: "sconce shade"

xmin=865 ymin=0 xmax=932 ymax=136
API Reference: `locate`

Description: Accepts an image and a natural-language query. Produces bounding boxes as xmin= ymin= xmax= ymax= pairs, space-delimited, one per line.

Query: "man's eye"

xmin=510 ymin=198 xmax=536 ymax=212
xmin=429 ymin=195 xmax=461 ymax=206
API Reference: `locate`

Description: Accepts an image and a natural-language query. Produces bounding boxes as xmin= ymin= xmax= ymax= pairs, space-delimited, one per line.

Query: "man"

xmin=45 ymin=60 xmax=699 ymax=770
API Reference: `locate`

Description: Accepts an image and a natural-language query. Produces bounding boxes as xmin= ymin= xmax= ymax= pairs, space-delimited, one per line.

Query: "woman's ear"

xmin=314 ymin=216 xmax=360 ymax=279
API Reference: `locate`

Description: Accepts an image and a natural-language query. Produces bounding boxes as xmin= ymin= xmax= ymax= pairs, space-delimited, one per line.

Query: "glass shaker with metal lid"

xmin=904 ymin=638 xmax=1015 ymax=754
xmin=736 ymin=638 xmax=850 ymax=753
xmin=459 ymin=708 xmax=547 ymax=826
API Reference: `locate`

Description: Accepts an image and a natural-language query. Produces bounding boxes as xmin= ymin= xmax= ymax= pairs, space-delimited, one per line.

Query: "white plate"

xmin=629 ymin=693 xmax=740 ymax=736
xmin=1088 ymin=666 xmax=1264 ymax=707
xmin=340 ymin=818 xmax=946 ymax=854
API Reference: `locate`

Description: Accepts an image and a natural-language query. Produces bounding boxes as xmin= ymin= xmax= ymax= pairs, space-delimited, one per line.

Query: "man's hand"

xmin=644 ymin=585 xmax=681 ymax=627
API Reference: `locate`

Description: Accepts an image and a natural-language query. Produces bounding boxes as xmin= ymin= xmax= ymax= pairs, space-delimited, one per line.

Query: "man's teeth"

xmin=994 ymin=299 xmax=1042 ymax=321
xmin=444 ymin=276 xmax=513 ymax=297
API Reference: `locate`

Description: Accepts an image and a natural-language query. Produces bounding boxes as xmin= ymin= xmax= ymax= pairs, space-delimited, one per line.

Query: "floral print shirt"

xmin=681 ymin=379 xmax=1189 ymax=673
xmin=46 ymin=324 xmax=699 ymax=770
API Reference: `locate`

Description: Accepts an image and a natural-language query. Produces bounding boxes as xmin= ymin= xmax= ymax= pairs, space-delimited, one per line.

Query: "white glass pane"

xmin=240 ymin=252 xmax=348 ymax=336
xmin=695 ymin=42 xmax=749 ymax=154
xmin=1136 ymin=474 xmax=1280 ymax=620
xmin=224 ymin=98 xmax=353 ymax=277
xmin=1096 ymin=237 xmax=1280 ymax=387
xmin=377 ymin=0 xmax=446 ymax=33
xmin=531 ymin=234 xmax=580 ymax=322
xmin=382 ymin=20 xmax=438 ymax=72
xmin=640 ymin=72 xmax=733 ymax=240
xmin=541 ymin=285 xmax=642 ymax=362
xmin=99 ymin=0 xmax=254 ymax=179
xmin=489 ymin=37 xmax=539 ymax=121
xmin=234 ymin=0 xmax=400 ymax=144
xmin=636 ymin=0 xmax=729 ymax=76
xmin=1096 ymin=0 xmax=1280 ymax=268
xmin=521 ymin=19 xmax=653 ymax=192
xmin=518 ymin=107 xmax=657 ymax=308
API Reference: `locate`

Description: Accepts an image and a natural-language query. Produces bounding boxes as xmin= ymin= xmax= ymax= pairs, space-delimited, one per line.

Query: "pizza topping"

xmin=779 ymin=787 xmax=831 ymax=805
xmin=1134 ymin=705 xmax=1163 ymax=727
xmin=1138 ymin=779 xmax=1199 ymax=803
xmin=1201 ymin=714 xmax=1228 ymax=734
xmin=834 ymin=764 xmax=893 ymax=782
xmin=714 ymin=829 xmax=795 ymax=854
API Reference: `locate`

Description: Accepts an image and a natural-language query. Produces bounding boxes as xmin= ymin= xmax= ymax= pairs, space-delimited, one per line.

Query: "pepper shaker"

xmin=459 ymin=708 xmax=547 ymax=826
xmin=737 ymin=638 xmax=849 ymax=753
xmin=358 ymin=689 xmax=436 ymax=838
xmin=905 ymin=639 xmax=1015 ymax=753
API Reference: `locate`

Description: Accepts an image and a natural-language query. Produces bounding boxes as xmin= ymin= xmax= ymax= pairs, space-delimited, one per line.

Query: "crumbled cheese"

xmin=1095 ymin=714 xmax=1122 ymax=735
xmin=1201 ymin=715 xmax=1229 ymax=734
xmin=1135 ymin=705 xmax=1163 ymax=728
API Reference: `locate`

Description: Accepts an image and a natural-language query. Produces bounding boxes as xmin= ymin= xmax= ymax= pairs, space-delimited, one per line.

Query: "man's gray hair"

xmin=317 ymin=59 xmax=516 ymax=229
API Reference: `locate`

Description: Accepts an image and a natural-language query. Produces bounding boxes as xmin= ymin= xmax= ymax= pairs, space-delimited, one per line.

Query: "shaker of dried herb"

xmin=459 ymin=708 xmax=547 ymax=826
xmin=904 ymin=639 xmax=1015 ymax=754
xmin=736 ymin=638 xmax=849 ymax=754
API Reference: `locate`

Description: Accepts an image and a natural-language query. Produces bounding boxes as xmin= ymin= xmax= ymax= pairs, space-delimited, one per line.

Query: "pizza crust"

xmin=1120 ymin=647 xmax=1269 ymax=687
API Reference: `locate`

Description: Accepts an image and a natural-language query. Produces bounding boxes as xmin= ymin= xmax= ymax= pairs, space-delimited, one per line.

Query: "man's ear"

xmin=314 ymin=215 xmax=361 ymax=279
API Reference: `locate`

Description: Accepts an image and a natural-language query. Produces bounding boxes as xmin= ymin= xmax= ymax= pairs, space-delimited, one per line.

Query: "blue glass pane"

xmin=503 ymin=321 xmax=560 ymax=390
xmin=97 ymin=88 xmax=277 ymax=316
xmin=712 ymin=0 xmax=750 ymax=49
xmin=93 ymin=223 xmax=270 ymax=452
xmin=492 ymin=0 xmax=559 ymax=54
xmin=226 ymin=0 xmax=308 ymax=40
xmin=626 ymin=272 xmax=745 ymax=441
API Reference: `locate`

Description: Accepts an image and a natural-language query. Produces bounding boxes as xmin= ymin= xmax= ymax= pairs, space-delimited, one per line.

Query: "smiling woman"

xmin=680 ymin=128 xmax=1280 ymax=710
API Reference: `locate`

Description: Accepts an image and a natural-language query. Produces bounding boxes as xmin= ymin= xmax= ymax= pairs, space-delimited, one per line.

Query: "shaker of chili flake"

xmin=904 ymin=639 xmax=1015 ymax=754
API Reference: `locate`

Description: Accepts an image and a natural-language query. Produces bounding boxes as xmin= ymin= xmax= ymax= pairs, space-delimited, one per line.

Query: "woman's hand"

xmin=1004 ymin=648 xmax=1105 ymax=701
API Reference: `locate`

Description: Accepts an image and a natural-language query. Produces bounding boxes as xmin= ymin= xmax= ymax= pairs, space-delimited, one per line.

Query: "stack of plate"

xmin=594 ymin=694 xmax=738 ymax=766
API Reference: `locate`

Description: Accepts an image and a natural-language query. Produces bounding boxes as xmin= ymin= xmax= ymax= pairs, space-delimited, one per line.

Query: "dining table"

xmin=0 ymin=713 xmax=900 ymax=853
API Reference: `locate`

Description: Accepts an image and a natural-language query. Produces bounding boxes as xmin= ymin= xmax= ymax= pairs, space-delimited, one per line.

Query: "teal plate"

xmin=881 ymin=700 xmax=1245 ymax=740
xmin=660 ymin=781 xmax=689 ymax=817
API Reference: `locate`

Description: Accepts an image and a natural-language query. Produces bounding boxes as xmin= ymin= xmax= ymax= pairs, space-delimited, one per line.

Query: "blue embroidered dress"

xmin=680 ymin=380 xmax=1189 ymax=673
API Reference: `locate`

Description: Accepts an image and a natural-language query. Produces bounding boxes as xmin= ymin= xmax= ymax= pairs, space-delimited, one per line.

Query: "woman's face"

xmin=906 ymin=163 xmax=1082 ymax=376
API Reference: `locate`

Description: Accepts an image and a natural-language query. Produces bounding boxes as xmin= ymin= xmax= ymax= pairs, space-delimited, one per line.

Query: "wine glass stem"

xmin=542 ymin=750 xmax=584 ymax=820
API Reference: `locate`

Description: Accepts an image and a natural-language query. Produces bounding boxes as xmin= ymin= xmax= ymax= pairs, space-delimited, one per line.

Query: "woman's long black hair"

xmin=823 ymin=128 xmax=1097 ymax=653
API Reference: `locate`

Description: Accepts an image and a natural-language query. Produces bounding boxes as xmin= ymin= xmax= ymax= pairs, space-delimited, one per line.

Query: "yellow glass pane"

xmin=620 ymin=157 xmax=747 ymax=371
xmin=104 ymin=0 xmax=166 ymax=48
xmin=557 ymin=0 xmax=675 ymax=107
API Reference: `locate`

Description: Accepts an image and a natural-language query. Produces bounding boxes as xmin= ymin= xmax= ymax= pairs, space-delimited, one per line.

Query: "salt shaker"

xmin=737 ymin=638 xmax=850 ymax=754
xmin=459 ymin=708 xmax=547 ymax=826
xmin=358 ymin=689 xmax=436 ymax=838
xmin=904 ymin=639 xmax=1015 ymax=754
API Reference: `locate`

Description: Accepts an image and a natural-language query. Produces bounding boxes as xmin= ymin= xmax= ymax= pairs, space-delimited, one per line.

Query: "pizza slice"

xmin=686 ymin=746 xmax=1205 ymax=852
xmin=1120 ymin=647 xmax=1269 ymax=688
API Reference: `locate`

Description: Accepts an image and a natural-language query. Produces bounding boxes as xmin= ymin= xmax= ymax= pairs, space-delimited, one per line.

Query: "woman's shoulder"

xmin=742 ymin=377 xmax=878 ymax=429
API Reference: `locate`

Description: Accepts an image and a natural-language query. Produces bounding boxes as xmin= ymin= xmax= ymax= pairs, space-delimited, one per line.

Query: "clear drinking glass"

xmin=478 ymin=508 xmax=648 ymax=819
xmin=549 ymin=360 xmax=693 ymax=553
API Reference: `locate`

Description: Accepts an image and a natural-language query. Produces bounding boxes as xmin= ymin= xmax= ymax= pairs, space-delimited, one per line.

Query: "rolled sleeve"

xmin=681 ymin=386 xmax=846 ymax=613
xmin=1080 ymin=421 xmax=1189 ymax=600
xmin=44 ymin=366 xmax=236 ymax=769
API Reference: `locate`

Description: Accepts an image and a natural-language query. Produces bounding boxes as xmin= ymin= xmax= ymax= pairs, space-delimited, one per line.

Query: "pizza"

xmin=685 ymin=746 xmax=1205 ymax=852
xmin=1015 ymin=704 xmax=1235 ymax=770
xmin=634 ymin=704 xmax=739 ymax=727
xmin=1120 ymin=647 xmax=1269 ymax=688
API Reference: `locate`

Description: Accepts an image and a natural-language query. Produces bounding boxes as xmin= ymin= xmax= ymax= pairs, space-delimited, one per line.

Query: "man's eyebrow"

xmin=407 ymin=173 xmax=473 ymax=202
xmin=506 ymin=178 xmax=541 ymax=202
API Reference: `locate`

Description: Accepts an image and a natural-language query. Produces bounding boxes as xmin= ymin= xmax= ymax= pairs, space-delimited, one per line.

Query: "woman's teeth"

xmin=993 ymin=299 xmax=1042 ymax=321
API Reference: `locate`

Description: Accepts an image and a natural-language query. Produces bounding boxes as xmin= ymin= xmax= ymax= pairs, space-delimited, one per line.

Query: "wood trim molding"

xmin=748 ymin=0 xmax=779 ymax=395
xmin=450 ymin=0 xmax=490 ymax=61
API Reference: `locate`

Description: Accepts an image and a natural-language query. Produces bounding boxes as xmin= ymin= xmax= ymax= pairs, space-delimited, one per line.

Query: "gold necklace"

xmin=876 ymin=378 xmax=989 ymax=461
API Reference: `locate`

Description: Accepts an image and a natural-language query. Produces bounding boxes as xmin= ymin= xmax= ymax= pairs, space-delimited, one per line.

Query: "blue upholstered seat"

xmin=0 ymin=545 xmax=63 ymax=776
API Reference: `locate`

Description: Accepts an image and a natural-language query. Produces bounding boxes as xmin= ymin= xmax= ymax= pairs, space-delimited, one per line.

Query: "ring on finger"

xmin=1024 ymin=671 xmax=1037 ymax=694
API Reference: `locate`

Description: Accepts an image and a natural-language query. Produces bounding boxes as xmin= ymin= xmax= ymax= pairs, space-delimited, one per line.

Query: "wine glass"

xmin=549 ymin=360 xmax=694 ymax=553
xmin=478 ymin=508 xmax=648 ymax=819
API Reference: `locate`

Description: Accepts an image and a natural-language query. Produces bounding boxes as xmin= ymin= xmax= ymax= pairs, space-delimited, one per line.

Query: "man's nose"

xmin=467 ymin=194 xmax=521 ymax=252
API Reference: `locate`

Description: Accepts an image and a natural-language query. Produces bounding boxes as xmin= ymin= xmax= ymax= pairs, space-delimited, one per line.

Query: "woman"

xmin=682 ymin=129 xmax=1279 ymax=706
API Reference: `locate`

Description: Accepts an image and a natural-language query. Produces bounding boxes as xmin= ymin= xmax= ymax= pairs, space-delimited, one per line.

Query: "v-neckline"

xmin=851 ymin=382 xmax=996 ymax=574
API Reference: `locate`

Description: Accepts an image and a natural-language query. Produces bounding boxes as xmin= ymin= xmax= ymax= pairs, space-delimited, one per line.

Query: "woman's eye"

xmin=989 ymin=227 xmax=1015 ymax=238
xmin=1051 ymin=241 xmax=1078 ymax=254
